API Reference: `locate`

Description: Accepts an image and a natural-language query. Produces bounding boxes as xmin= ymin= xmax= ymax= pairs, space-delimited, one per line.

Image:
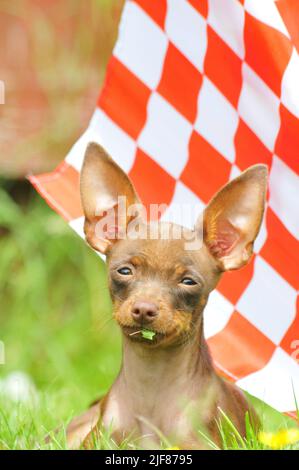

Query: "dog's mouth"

xmin=121 ymin=325 xmax=165 ymax=344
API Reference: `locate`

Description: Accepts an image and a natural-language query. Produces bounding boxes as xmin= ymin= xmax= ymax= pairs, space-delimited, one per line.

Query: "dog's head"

xmin=80 ymin=143 xmax=267 ymax=347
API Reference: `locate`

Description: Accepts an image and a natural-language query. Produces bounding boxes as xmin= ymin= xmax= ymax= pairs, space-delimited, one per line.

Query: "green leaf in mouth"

xmin=141 ymin=329 xmax=156 ymax=340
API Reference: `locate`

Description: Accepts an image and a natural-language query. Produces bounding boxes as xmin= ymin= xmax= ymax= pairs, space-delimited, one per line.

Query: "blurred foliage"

xmin=0 ymin=0 xmax=124 ymax=177
xmin=0 ymin=186 xmax=120 ymax=410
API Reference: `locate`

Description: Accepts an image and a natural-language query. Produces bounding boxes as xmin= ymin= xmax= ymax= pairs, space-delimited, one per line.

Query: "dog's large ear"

xmin=199 ymin=165 xmax=268 ymax=271
xmin=80 ymin=142 xmax=141 ymax=254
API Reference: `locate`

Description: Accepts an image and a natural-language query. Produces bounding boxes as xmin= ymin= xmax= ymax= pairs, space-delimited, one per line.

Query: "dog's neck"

xmin=117 ymin=322 xmax=214 ymax=412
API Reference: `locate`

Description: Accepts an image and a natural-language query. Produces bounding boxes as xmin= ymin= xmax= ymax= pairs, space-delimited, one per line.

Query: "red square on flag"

xmin=276 ymin=0 xmax=299 ymax=53
xmin=208 ymin=311 xmax=276 ymax=379
xmin=244 ymin=12 xmax=292 ymax=96
xmin=129 ymin=148 xmax=176 ymax=216
xmin=180 ymin=130 xmax=231 ymax=203
xmin=235 ymin=119 xmax=272 ymax=171
xmin=133 ymin=0 xmax=167 ymax=29
xmin=275 ymin=104 xmax=299 ymax=174
xmin=204 ymin=26 xmax=242 ymax=108
xmin=30 ymin=163 xmax=82 ymax=221
xmin=98 ymin=56 xmax=151 ymax=140
xmin=260 ymin=209 xmax=299 ymax=290
xmin=188 ymin=0 xmax=208 ymax=18
xmin=280 ymin=296 xmax=299 ymax=357
xmin=218 ymin=257 xmax=255 ymax=305
xmin=157 ymin=42 xmax=202 ymax=123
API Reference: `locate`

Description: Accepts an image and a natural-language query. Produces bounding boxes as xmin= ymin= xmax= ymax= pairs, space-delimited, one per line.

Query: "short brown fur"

xmin=66 ymin=143 xmax=267 ymax=449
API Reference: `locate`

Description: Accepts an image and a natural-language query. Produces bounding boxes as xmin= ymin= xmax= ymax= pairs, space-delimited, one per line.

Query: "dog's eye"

xmin=117 ymin=267 xmax=133 ymax=276
xmin=180 ymin=277 xmax=197 ymax=286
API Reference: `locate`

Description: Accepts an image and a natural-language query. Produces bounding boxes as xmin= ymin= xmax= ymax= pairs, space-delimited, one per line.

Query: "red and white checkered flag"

xmin=30 ymin=0 xmax=299 ymax=418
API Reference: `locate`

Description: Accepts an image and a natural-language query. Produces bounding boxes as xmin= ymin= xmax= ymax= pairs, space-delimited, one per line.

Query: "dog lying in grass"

xmin=66 ymin=143 xmax=266 ymax=449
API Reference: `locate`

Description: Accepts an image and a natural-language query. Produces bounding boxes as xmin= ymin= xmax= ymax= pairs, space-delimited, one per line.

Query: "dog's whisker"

xmin=128 ymin=330 xmax=142 ymax=336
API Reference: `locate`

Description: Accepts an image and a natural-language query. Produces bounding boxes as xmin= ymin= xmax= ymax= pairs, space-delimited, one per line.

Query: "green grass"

xmin=0 ymin=186 xmax=298 ymax=450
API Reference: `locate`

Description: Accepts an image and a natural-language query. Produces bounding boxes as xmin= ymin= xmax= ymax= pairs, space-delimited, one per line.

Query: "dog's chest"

xmin=102 ymin=390 xmax=209 ymax=448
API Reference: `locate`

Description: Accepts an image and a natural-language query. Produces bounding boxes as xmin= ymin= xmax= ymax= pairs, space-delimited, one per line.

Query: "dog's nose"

xmin=131 ymin=301 xmax=158 ymax=324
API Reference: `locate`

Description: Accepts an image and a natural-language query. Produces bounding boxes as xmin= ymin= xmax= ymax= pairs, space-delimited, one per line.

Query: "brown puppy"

xmin=66 ymin=142 xmax=267 ymax=449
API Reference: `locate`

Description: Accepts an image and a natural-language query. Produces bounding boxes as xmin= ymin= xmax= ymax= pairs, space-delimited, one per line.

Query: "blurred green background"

xmin=0 ymin=183 xmax=123 ymax=448
xmin=0 ymin=0 xmax=297 ymax=450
